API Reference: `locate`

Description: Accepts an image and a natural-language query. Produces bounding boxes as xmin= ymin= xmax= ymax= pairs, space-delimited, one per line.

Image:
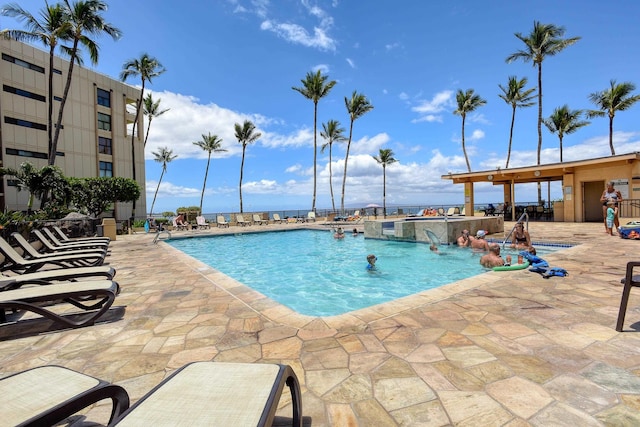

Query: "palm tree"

xmin=234 ymin=120 xmax=261 ymax=213
xmin=498 ymin=76 xmax=536 ymax=168
xmin=193 ymin=133 xmax=226 ymax=215
xmin=1 ymin=2 xmax=71 ymax=161
xmin=587 ymin=80 xmax=640 ymax=155
xmin=341 ymin=91 xmax=373 ymax=212
xmin=292 ymin=70 xmax=336 ymax=212
xmin=543 ymin=105 xmax=590 ymax=162
xmin=51 ymin=0 xmax=121 ymax=165
xmin=373 ymin=149 xmax=397 ymax=218
xmin=506 ymin=21 xmax=580 ymax=166
xmin=453 ymin=89 xmax=486 ymax=172
xmin=149 ymin=147 xmax=177 ymax=216
xmin=120 ymin=54 xmax=165 ymax=182
xmin=320 ymin=120 xmax=346 ymax=212
xmin=142 ymin=93 xmax=170 ymax=147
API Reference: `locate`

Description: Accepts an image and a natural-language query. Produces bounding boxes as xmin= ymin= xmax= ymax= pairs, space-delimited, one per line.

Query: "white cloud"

xmin=469 ymin=129 xmax=485 ymax=141
xmin=398 ymin=92 xmax=409 ymax=101
xmin=412 ymin=90 xmax=454 ymax=114
xmin=385 ymin=42 xmax=401 ymax=51
xmin=346 ymin=58 xmax=355 ymax=68
xmin=312 ymin=63 xmax=330 ymax=74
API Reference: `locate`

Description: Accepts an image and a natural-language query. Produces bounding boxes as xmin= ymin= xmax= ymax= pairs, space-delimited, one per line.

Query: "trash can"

xmin=101 ymin=218 xmax=117 ymax=241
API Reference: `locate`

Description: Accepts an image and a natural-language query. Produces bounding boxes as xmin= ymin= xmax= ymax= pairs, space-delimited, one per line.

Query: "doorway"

xmin=584 ymin=181 xmax=604 ymax=222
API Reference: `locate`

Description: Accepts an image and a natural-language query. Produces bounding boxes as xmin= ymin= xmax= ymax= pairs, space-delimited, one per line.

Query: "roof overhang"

xmin=441 ymin=152 xmax=640 ymax=185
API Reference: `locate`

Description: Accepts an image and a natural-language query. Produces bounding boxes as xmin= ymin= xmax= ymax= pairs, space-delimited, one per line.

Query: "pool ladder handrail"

xmin=501 ymin=212 xmax=529 ymax=249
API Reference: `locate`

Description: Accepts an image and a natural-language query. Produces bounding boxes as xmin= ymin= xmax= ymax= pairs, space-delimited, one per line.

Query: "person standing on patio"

xmin=600 ymin=181 xmax=622 ymax=233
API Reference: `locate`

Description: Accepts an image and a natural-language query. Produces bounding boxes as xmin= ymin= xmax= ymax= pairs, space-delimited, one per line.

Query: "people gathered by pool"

xmin=457 ymin=229 xmax=472 ymax=247
xmin=471 ymin=230 xmax=490 ymax=251
xmin=366 ymin=254 xmax=377 ymax=270
xmin=510 ymin=222 xmax=531 ymax=249
xmin=480 ymin=244 xmax=505 ymax=268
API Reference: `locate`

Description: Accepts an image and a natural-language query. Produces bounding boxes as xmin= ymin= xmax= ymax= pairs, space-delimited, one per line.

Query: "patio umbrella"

xmin=365 ymin=203 xmax=381 ymax=208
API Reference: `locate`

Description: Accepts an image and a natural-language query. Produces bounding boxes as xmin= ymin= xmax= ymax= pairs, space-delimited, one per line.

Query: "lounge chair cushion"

xmin=112 ymin=362 xmax=302 ymax=426
xmin=2 ymin=365 xmax=129 ymax=426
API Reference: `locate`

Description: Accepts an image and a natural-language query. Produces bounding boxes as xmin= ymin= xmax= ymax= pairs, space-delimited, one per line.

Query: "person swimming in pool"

xmin=352 ymin=228 xmax=358 ymax=236
xmin=366 ymin=254 xmax=377 ymax=270
xmin=334 ymin=227 xmax=345 ymax=239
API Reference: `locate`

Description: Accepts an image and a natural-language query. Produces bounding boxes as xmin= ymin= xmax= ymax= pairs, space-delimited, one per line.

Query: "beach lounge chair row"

xmin=215 ymin=213 xmax=294 ymax=227
xmin=3 ymin=362 xmax=302 ymax=427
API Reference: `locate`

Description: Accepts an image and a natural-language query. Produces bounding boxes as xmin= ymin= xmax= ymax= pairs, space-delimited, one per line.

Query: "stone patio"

xmin=1 ymin=219 xmax=640 ymax=426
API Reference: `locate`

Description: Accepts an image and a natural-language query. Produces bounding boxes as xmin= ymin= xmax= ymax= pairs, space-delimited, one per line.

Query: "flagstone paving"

xmin=2 ymin=219 xmax=640 ymax=426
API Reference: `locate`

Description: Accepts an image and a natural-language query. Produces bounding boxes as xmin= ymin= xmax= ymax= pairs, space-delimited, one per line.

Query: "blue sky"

xmin=6 ymin=0 xmax=640 ymax=214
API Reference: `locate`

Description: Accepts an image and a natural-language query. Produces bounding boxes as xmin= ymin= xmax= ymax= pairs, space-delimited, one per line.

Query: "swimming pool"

xmin=167 ymin=229 xmax=559 ymax=317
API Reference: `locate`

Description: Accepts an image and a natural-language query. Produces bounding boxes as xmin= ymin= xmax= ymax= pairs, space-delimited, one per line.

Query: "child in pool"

xmin=366 ymin=254 xmax=377 ymax=270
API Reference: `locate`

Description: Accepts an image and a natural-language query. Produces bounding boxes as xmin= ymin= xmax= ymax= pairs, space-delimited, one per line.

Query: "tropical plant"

xmin=320 ymin=120 xmax=346 ymax=212
xmin=193 ymin=133 xmax=226 ymax=215
xmin=149 ymin=147 xmax=177 ymax=216
xmin=51 ymin=0 xmax=121 ymax=165
xmin=0 ymin=162 xmax=69 ymax=213
xmin=69 ymin=177 xmax=140 ymax=218
xmin=587 ymin=80 xmax=640 ymax=155
xmin=506 ymin=21 xmax=580 ymax=166
xmin=120 ymin=53 xmax=165 ymax=217
xmin=142 ymin=93 xmax=169 ymax=147
xmin=234 ymin=120 xmax=261 ymax=213
xmin=543 ymin=105 xmax=590 ymax=162
xmin=453 ymin=89 xmax=486 ymax=172
xmin=373 ymin=148 xmax=397 ymax=218
xmin=0 ymin=2 xmax=71 ymax=159
xmin=341 ymin=91 xmax=374 ymax=212
xmin=498 ymin=76 xmax=536 ymax=168
xmin=292 ymin=70 xmax=337 ymax=212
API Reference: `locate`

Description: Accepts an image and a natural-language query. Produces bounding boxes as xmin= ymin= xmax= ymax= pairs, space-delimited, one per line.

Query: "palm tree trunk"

xmin=199 ymin=153 xmax=211 ymax=215
xmin=47 ymin=45 xmax=55 ymax=160
xmin=462 ymin=115 xmax=470 ymax=172
xmin=341 ymin=120 xmax=354 ymax=213
xmin=130 ymin=81 xmax=145 ymax=219
xmin=144 ymin=117 xmax=153 ymax=147
xmin=50 ymin=39 xmax=79 ymax=165
xmin=312 ymin=102 xmax=318 ymax=212
xmin=329 ymin=145 xmax=335 ymax=211
xmin=537 ymin=62 xmax=543 ymax=204
xmin=609 ymin=115 xmax=615 ymax=155
xmin=239 ymin=146 xmax=246 ymax=213
xmin=506 ymin=106 xmax=516 ymax=168
xmin=382 ymin=164 xmax=386 ymax=218
xmin=150 ymin=169 xmax=165 ymax=216
xmin=559 ymin=135 xmax=564 ymax=162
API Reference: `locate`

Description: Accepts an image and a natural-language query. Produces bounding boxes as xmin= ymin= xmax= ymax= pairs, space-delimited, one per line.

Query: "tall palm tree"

xmin=1 ymin=2 xmax=71 ymax=161
xmin=142 ymin=93 xmax=170 ymax=147
xmin=320 ymin=120 xmax=346 ymax=212
xmin=373 ymin=149 xmax=397 ymax=218
xmin=234 ymin=120 xmax=261 ymax=213
xmin=51 ymin=0 xmax=121 ymax=165
xmin=506 ymin=21 xmax=580 ymax=166
xmin=454 ymin=89 xmax=486 ymax=172
xmin=120 ymin=54 xmax=165 ymax=182
xmin=149 ymin=147 xmax=177 ymax=216
xmin=341 ymin=91 xmax=373 ymax=212
xmin=292 ymin=70 xmax=336 ymax=212
xmin=587 ymin=80 xmax=640 ymax=155
xmin=498 ymin=76 xmax=536 ymax=168
xmin=543 ymin=105 xmax=590 ymax=162
xmin=193 ymin=133 xmax=226 ymax=215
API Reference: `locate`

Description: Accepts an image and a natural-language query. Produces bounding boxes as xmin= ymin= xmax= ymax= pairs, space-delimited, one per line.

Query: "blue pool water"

xmin=167 ymin=229 xmax=559 ymax=317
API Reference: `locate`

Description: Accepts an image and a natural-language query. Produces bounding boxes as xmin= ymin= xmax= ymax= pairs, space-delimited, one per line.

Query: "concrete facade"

xmin=0 ymin=39 xmax=144 ymax=220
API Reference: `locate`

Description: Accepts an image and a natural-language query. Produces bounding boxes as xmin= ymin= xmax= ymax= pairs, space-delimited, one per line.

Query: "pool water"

xmin=167 ymin=229 xmax=558 ymax=317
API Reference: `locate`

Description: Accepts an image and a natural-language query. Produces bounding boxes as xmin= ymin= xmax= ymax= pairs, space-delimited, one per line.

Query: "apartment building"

xmin=0 ymin=38 xmax=145 ymax=220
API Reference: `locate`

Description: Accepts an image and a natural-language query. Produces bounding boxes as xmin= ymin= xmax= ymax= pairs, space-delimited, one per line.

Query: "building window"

xmin=6 ymin=148 xmax=48 ymax=159
xmin=3 ymin=85 xmax=46 ymax=102
xmin=1 ymin=53 xmax=45 ymax=73
xmin=98 ymin=136 xmax=112 ymax=155
xmin=4 ymin=116 xmax=46 ymax=131
xmin=97 ymin=112 xmax=111 ymax=131
xmin=97 ymin=88 xmax=110 ymax=107
xmin=99 ymin=161 xmax=113 ymax=177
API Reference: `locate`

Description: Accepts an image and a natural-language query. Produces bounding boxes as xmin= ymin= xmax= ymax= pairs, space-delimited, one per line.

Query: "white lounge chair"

xmin=235 ymin=214 xmax=250 ymax=226
xmin=272 ymin=213 xmax=285 ymax=224
xmin=252 ymin=214 xmax=268 ymax=225
xmin=111 ymin=362 xmax=302 ymax=426
xmin=216 ymin=215 xmax=230 ymax=228
xmin=195 ymin=216 xmax=210 ymax=229
xmin=307 ymin=212 xmax=316 ymax=222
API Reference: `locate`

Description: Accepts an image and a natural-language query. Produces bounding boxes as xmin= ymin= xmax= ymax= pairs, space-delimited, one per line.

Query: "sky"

xmin=5 ymin=0 xmax=640 ymax=214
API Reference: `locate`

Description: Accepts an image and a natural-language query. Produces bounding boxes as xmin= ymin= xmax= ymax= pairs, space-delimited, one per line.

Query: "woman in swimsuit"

xmin=600 ymin=181 xmax=622 ymax=232
xmin=510 ymin=222 xmax=531 ymax=249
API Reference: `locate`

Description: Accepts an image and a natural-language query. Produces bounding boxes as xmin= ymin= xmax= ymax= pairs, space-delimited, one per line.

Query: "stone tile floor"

xmin=1 ymin=220 xmax=640 ymax=426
